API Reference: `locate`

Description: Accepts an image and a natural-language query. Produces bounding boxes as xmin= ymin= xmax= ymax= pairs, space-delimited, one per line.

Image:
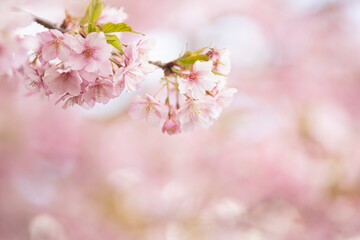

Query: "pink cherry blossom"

xmin=78 ymin=69 xmax=99 ymax=83
xmin=178 ymin=60 xmax=216 ymax=99
xmin=177 ymin=96 xmax=221 ymax=131
xmin=112 ymin=39 xmax=156 ymax=94
xmin=162 ymin=118 xmax=182 ymax=135
xmin=207 ymin=48 xmax=231 ymax=75
xmin=58 ymin=94 xmax=85 ymax=109
xmin=125 ymin=39 xmax=156 ymax=73
xmin=23 ymin=63 xmax=47 ymax=95
xmin=82 ymin=77 xmax=116 ymax=107
xmin=129 ymin=94 xmax=168 ymax=126
xmin=64 ymin=32 xmax=112 ymax=75
xmin=215 ymin=87 xmax=237 ymax=108
xmin=15 ymin=0 xmax=235 ymax=134
xmin=37 ymin=30 xmax=71 ymax=62
xmin=113 ymin=62 xmax=146 ymax=93
xmin=127 ymin=39 xmax=155 ymax=60
xmin=43 ymin=66 xmax=82 ymax=96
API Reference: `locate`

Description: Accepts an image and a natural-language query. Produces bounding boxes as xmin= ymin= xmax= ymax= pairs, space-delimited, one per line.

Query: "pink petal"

xmin=84 ymin=59 xmax=100 ymax=73
xmin=66 ymin=53 xmax=87 ymax=70
xmin=42 ymin=44 xmax=57 ymax=61
xmin=57 ymin=45 xmax=71 ymax=61
xmin=194 ymin=60 xmax=213 ymax=73
xmin=50 ymin=29 xmax=63 ymax=38
xmin=86 ymin=32 xmax=106 ymax=48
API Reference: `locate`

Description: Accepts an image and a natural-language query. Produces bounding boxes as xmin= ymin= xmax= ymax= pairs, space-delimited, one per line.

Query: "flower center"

xmin=188 ymin=72 xmax=198 ymax=82
xmin=54 ymin=39 xmax=61 ymax=47
xmin=83 ymin=48 xmax=94 ymax=58
xmin=96 ymin=87 xmax=104 ymax=98
xmin=62 ymin=73 xmax=69 ymax=81
xmin=145 ymin=101 xmax=153 ymax=112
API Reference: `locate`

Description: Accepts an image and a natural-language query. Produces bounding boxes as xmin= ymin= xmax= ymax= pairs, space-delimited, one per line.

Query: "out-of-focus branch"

xmin=14 ymin=7 xmax=66 ymax=33
xmin=34 ymin=16 xmax=66 ymax=33
xmin=149 ymin=61 xmax=176 ymax=76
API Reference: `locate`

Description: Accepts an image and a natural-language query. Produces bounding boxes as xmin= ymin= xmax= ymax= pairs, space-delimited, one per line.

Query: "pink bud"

xmin=162 ymin=119 xmax=182 ymax=135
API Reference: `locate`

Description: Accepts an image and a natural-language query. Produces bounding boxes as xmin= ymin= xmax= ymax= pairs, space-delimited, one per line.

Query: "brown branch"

xmin=34 ymin=17 xmax=66 ymax=33
xmin=149 ymin=61 xmax=176 ymax=76
xmin=12 ymin=7 xmax=66 ymax=32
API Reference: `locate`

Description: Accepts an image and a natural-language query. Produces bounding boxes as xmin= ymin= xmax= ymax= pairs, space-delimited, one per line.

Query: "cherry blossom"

xmin=64 ymin=32 xmax=112 ymax=75
xmin=18 ymin=0 xmax=235 ymax=134
xmin=177 ymin=96 xmax=221 ymax=131
xmin=207 ymin=48 xmax=231 ymax=75
xmin=162 ymin=118 xmax=182 ymax=135
xmin=82 ymin=77 xmax=116 ymax=107
xmin=113 ymin=39 xmax=156 ymax=94
xmin=113 ymin=62 xmax=146 ymax=94
xmin=129 ymin=94 xmax=168 ymax=127
xmin=43 ymin=66 xmax=82 ymax=96
xmin=23 ymin=64 xmax=47 ymax=95
xmin=128 ymin=39 xmax=155 ymax=61
xmin=37 ymin=30 xmax=70 ymax=62
xmin=215 ymin=87 xmax=238 ymax=108
xmin=178 ymin=60 xmax=217 ymax=99
xmin=60 ymin=95 xmax=85 ymax=109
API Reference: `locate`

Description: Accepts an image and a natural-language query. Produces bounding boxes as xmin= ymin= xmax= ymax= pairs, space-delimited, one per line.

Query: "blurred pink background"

xmin=1 ymin=0 xmax=360 ymax=239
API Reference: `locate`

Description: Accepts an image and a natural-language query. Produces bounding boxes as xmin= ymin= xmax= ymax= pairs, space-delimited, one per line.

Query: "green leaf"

xmin=89 ymin=0 xmax=103 ymax=23
xmin=102 ymin=22 xmax=144 ymax=35
xmin=193 ymin=45 xmax=210 ymax=54
xmin=105 ymin=34 xmax=124 ymax=53
xmin=177 ymin=54 xmax=209 ymax=65
xmin=88 ymin=23 xmax=100 ymax=33
xmin=79 ymin=0 xmax=103 ymax=26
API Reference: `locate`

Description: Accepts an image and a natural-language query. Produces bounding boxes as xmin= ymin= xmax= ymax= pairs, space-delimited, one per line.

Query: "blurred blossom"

xmin=29 ymin=214 xmax=67 ymax=240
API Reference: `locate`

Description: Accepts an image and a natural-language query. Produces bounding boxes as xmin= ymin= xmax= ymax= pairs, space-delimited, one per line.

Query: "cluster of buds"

xmin=23 ymin=0 xmax=236 ymax=134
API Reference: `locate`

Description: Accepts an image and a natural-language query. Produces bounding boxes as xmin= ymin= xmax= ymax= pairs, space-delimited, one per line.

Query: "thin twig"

xmin=34 ymin=17 xmax=66 ymax=33
xmin=149 ymin=61 xmax=176 ymax=76
xmin=14 ymin=7 xmax=66 ymax=33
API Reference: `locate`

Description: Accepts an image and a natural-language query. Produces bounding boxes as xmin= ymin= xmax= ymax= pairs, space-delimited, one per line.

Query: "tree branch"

xmin=149 ymin=61 xmax=176 ymax=76
xmin=34 ymin=16 xmax=66 ymax=33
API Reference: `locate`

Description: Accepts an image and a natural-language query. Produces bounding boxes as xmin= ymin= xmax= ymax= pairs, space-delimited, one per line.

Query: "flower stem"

xmin=154 ymin=83 xmax=167 ymax=98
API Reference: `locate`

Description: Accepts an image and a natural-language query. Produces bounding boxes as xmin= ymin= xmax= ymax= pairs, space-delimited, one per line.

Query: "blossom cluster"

xmin=24 ymin=0 xmax=154 ymax=109
xmin=129 ymin=47 xmax=237 ymax=134
xmin=22 ymin=0 xmax=236 ymax=134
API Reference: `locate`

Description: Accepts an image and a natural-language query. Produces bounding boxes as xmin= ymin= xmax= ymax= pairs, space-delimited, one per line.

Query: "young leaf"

xmin=88 ymin=23 xmax=100 ymax=33
xmin=102 ymin=22 xmax=144 ymax=35
xmin=89 ymin=0 xmax=103 ymax=23
xmin=105 ymin=34 xmax=124 ymax=53
xmin=177 ymin=54 xmax=209 ymax=65
xmin=79 ymin=0 xmax=103 ymax=26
